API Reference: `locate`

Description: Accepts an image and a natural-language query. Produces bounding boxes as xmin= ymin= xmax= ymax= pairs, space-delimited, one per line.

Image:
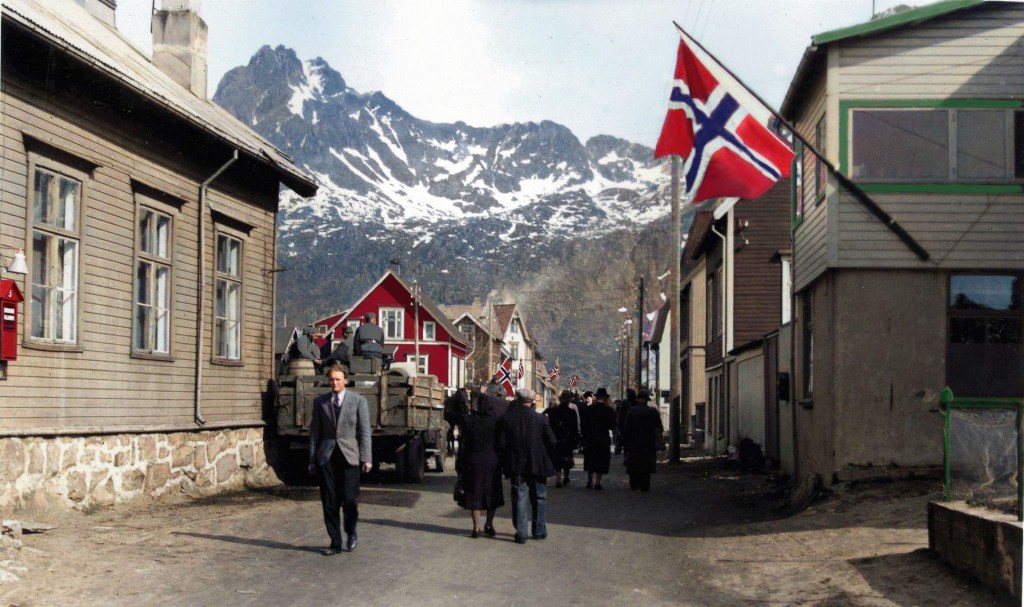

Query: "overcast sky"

xmin=117 ymin=0 xmax=921 ymax=146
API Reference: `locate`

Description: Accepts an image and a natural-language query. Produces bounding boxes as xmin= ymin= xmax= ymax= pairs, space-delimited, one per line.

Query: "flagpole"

xmin=669 ymin=155 xmax=683 ymax=463
xmin=671 ymin=22 xmax=929 ymax=262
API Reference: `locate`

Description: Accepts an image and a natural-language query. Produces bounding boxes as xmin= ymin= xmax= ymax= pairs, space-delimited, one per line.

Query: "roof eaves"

xmin=812 ymin=0 xmax=984 ymax=46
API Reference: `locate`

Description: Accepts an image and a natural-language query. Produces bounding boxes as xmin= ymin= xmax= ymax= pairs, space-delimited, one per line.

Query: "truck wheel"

xmin=405 ymin=436 xmax=425 ymax=483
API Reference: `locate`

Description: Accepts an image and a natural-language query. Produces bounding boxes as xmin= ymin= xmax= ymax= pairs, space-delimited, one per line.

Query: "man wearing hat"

xmin=580 ymin=387 xmax=617 ymax=490
xmin=495 ymin=387 xmax=557 ymax=543
xmin=622 ymin=389 xmax=664 ymax=492
xmin=318 ymin=325 xmax=355 ymax=370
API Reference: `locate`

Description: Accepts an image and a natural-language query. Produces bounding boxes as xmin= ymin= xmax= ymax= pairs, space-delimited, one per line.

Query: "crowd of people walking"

xmin=450 ymin=384 xmax=667 ymax=542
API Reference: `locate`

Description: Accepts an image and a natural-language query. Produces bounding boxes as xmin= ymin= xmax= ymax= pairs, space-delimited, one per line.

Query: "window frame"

xmin=814 ymin=115 xmax=827 ymax=202
xmin=946 ymin=272 xmax=1024 ymax=397
xmin=839 ymin=99 xmax=1024 ymax=194
xmin=406 ymin=353 xmax=428 ymax=375
xmin=132 ymin=196 xmax=178 ymax=359
xmin=212 ymin=230 xmax=244 ymax=364
xmin=380 ymin=307 xmax=404 ymax=340
xmin=422 ymin=320 xmax=436 ymax=341
xmin=24 ymin=153 xmax=87 ymax=350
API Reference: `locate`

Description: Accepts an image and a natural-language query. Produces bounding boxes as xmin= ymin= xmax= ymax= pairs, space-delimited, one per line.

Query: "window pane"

xmin=137 ymin=262 xmax=152 ymax=305
xmin=154 ymin=266 xmax=169 ymax=353
xmin=31 ymin=231 xmax=50 ymax=339
xmin=950 ymin=317 xmax=986 ymax=344
xmin=989 ymin=317 xmax=1022 ymax=344
xmin=156 ymin=214 xmax=170 ymax=259
xmin=135 ymin=305 xmax=150 ymax=350
xmin=958 ymin=110 xmax=1007 ymax=179
xmin=950 ymin=275 xmax=1020 ymax=310
xmin=58 ymin=177 xmax=78 ymax=231
xmin=140 ymin=209 xmax=153 ymax=254
xmin=33 ymin=170 xmax=53 ymax=224
xmin=851 ymin=110 xmax=948 ymax=179
xmin=215 ymin=280 xmax=227 ymax=317
xmin=217 ymin=235 xmax=241 ymax=277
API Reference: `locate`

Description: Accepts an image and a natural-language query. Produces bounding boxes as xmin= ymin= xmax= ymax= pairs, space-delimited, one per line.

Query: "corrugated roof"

xmin=2 ymin=0 xmax=317 ymax=196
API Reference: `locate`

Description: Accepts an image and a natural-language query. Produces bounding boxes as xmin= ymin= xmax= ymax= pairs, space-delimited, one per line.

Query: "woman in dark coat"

xmin=455 ymin=391 xmax=505 ymax=538
xmin=580 ymin=388 xmax=617 ymax=490
xmin=622 ymin=390 xmax=664 ymax=492
xmin=544 ymin=390 xmax=581 ymax=487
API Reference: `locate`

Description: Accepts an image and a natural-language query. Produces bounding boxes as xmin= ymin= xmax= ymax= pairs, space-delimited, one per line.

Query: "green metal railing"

xmin=940 ymin=387 xmax=1024 ymax=522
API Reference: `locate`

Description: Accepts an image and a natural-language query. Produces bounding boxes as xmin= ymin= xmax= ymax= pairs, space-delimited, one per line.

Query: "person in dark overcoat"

xmin=444 ymin=387 xmax=470 ymax=456
xmin=544 ymin=390 xmax=580 ymax=487
xmin=455 ymin=391 xmax=506 ymax=538
xmin=580 ymin=387 xmax=617 ymax=490
xmin=616 ymin=388 xmax=637 ymax=460
xmin=622 ymin=390 xmax=663 ymax=492
xmin=496 ymin=388 xmax=557 ymax=544
xmin=353 ymin=312 xmax=384 ymax=358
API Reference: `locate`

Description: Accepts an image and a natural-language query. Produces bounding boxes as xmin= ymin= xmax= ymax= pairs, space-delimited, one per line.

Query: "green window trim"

xmin=839 ymin=99 xmax=1024 ymax=193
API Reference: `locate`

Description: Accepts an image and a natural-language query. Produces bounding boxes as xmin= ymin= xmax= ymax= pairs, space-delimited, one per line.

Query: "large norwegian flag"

xmin=654 ymin=29 xmax=794 ymax=203
xmin=494 ymin=356 xmax=515 ymax=397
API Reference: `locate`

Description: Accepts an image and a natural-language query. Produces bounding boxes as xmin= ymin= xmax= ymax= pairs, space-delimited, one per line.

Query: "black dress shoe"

xmin=532 ymin=532 xmax=547 ymax=540
xmin=346 ymin=535 xmax=358 ymax=552
xmin=484 ymin=524 xmax=496 ymax=537
xmin=514 ymin=536 xmax=527 ymax=544
xmin=321 ymin=546 xmax=341 ymax=556
xmin=471 ymin=529 xmax=479 ymax=538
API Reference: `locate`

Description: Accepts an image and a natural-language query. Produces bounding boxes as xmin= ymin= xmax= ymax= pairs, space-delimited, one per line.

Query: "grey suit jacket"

xmin=308 ymin=389 xmax=373 ymax=468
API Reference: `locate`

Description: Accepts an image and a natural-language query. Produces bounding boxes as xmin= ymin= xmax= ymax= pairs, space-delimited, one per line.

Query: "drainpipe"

xmin=710 ymin=222 xmax=728 ymax=360
xmin=194 ymin=150 xmax=238 ymax=426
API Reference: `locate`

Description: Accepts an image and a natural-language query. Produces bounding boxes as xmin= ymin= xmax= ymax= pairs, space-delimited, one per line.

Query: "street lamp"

xmin=0 ymin=249 xmax=28 ymax=275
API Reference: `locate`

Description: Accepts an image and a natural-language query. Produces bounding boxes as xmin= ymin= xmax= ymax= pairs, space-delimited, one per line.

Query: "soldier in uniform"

xmin=353 ymin=312 xmax=385 ymax=358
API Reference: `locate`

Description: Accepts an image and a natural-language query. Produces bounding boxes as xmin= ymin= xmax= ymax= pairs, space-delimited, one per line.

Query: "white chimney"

xmin=151 ymin=0 xmax=208 ymax=98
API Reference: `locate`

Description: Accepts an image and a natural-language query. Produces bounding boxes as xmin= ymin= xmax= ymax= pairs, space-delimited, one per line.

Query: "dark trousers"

xmin=629 ymin=471 xmax=651 ymax=492
xmin=318 ymin=448 xmax=361 ymax=548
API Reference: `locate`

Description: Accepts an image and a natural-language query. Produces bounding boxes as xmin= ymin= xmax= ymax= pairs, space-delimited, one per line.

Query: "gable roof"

xmin=492 ymin=303 xmax=516 ymax=337
xmin=2 ymin=0 xmax=317 ymax=196
xmin=781 ymin=0 xmax=988 ymax=119
xmin=342 ymin=271 xmax=468 ymax=349
xmin=686 ymin=210 xmax=716 ymax=262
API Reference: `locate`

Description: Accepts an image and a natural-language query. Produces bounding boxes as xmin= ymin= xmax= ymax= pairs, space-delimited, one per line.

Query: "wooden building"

xmin=688 ymin=181 xmax=793 ymax=461
xmin=780 ymin=0 xmax=1024 ymax=484
xmin=0 ymin=0 xmax=316 ymax=512
xmin=315 ymin=271 xmax=469 ymax=390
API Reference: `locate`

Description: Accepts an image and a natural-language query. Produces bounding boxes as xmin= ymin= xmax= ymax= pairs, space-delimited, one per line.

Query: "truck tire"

xmin=404 ymin=435 xmax=425 ymax=483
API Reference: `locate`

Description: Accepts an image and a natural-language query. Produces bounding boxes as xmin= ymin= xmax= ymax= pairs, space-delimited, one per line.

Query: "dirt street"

xmin=0 ymin=453 xmax=1016 ymax=607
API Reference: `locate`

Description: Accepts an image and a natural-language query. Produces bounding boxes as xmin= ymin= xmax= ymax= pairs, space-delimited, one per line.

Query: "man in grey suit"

xmin=308 ymin=362 xmax=373 ymax=555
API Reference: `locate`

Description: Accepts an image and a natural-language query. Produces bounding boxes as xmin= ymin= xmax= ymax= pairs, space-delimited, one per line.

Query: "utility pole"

xmin=669 ymin=155 xmax=683 ymax=463
xmin=637 ymin=275 xmax=644 ymax=389
xmin=487 ymin=302 xmax=493 ymax=382
xmin=413 ymin=280 xmax=420 ymax=374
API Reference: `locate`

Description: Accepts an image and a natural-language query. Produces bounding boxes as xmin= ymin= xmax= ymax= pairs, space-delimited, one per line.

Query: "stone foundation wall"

xmin=0 ymin=427 xmax=276 ymax=514
xmin=928 ymin=500 xmax=1022 ymax=600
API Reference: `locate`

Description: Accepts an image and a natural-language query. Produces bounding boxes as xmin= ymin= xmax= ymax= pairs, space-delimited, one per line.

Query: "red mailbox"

xmin=0 ymin=279 xmax=23 ymax=361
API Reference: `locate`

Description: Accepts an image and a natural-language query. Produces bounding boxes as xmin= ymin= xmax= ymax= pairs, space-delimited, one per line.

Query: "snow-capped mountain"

xmin=214 ymin=45 xmax=680 ymax=384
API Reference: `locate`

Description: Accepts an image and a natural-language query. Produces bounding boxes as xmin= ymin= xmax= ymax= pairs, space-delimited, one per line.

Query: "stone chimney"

xmin=151 ymin=0 xmax=208 ymax=98
xmin=75 ymin=0 xmax=117 ymax=27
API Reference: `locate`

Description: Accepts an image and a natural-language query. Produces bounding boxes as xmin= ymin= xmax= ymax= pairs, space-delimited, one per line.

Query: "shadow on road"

xmin=361 ymin=517 xmax=466 ymax=538
xmin=171 ymin=531 xmax=322 ymax=554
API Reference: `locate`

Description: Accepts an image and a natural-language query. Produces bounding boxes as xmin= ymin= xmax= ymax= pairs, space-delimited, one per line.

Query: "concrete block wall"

xmin=928 ymin=500 xmax=1022 ymax=600
xmin=0 ymin=428 xmax=275 ymax=514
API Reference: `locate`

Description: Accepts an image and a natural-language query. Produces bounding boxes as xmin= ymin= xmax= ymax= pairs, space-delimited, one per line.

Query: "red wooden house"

xmin=314 ymin=271 xmax=468 ymax=390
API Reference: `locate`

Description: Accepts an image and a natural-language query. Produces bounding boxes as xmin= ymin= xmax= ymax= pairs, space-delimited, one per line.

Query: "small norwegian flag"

xmin=548 ymin=363 xmax=560 ymax=381
xmin=569 ymin=374 xmax=579 ymax=389
xmin=494 ymin=356 xmax=514 ymax=397
xmin=518 ymin=359 xmax=525 ymax=382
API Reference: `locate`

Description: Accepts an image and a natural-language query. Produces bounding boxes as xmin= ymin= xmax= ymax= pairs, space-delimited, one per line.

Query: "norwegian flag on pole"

xmin=569 ymin=374 xmax=579 ymax=389
xmin=654 ymin=28 xmax=794 ymax=203
xmin=548 ymin=363 xmax=560 ymax=381
xmin=494 ymin=356 xmax=514 ymax=397
xmin=518 ymin=359 xmax=525 ymax=382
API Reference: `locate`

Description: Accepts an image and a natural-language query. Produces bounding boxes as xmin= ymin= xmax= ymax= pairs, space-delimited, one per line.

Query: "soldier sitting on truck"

xmin=317 ymin=325 xmax=355 ymax=372
xmin=354 ymin=312 xmax=385 ymax=358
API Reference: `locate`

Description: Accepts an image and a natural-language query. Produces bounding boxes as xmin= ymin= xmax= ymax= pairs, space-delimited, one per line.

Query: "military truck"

xmin=268 ymin=356 xmax=447 ymax=483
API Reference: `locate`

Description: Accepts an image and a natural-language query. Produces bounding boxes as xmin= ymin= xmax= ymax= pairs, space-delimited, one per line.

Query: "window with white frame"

xmin=850 ymin=107 xmax=1024 ymax=182
xmin=381 ymin=308 xmax=404 ymax=340
xmin=406 ymin=353 xmax=428 ymax=375
xmin=133 ymin=205 xmax=173 ymax=355
xmin=346 ymin=320 xmax=360 ymax=331
xmin=423 ymin=321 xmax=436 ymax=341
xmin=214 ymin=233 xmax=243 ymax=360
xmin=510 ymin=341 xmax=519 ymax=360
xmin=29 ymin=162 xmax=82 ymax=344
